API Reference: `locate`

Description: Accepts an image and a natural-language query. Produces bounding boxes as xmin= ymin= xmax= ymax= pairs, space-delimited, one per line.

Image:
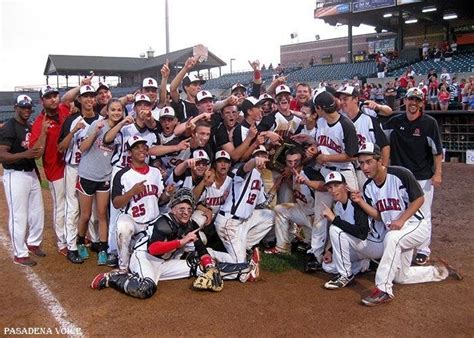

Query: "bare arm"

xmin=58 ymin=120 xmax=85 ymax=153
xmin=158 ymin=60 xmax=170 ymax=108
xmin=431 ymin=154 xmax=442 ymax=187
xmin=61 ymin=73 xmax=94 ymax=105
xmin=170 ymin=57 xmax=197 ymax=103
xmin=0 ymin=145 xmax=42 ymax=163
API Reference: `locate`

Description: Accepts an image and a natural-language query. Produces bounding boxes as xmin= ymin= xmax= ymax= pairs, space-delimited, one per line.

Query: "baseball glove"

xmin=192 ymin=266 xmax=224 ymax=292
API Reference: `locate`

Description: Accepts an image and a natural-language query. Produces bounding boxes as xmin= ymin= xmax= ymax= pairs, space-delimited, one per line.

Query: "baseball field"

xmin=0 ymin=163 xmax=472 ymax=337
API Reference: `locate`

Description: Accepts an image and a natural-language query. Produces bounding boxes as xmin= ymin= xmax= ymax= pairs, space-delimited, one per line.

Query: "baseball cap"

xmin=96 ymin=82 xmax=110 ymax=92
xmin=79 ymin=85 xmax=96 ymax=96
xmin=231 ymin=83 xmax=246 ymax=93
xmin=134 ymin=94 xmax=151 ymax=104
xmin=241 ymin=96 xmax=260 ymax=114
xmin=16 ymin=95 xmax=34 ymax=108
xmin=336 ymin=85 xmax=359 ymax=98
xmin=39 ymin=85 xmax=59 ymax=98
xmin=196 ymin=90 xmax=213 ymax=103
xmin=159 ymin=106 xmax=176 ymax=119
xmin=127 ymin=135 xmax=148 ymax=149
xmin=169 ymin=187 xmax=195 ymax=209
xmin=193 ymin=149 xmax=210 ymax=162
xmin=258 ymin=93 xmax=275 ymax=105
xmin=215 ymin=150 xmax=231 ymax=161
xmin=142 ymin=77 xmax=158 ymax=89
xmin=275 ymin=85 xmax=291 ymax=96
xmin=183 ymin=74 xmax=206 ymax=87
xmin=324 ymin=171 xmax=346 ymax=186
xmin=405 ymin=87 xmax=424 ymax=101
xmin=252 ymin=145 xmax=268 ymax=156
xmin=312 ymin=88 xmax=336 ymax=110
xmin=356 ymin=142 xmax=381 ymax=157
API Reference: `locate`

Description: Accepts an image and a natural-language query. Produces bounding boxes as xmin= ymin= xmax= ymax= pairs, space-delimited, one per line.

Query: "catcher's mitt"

xmin=192 ymin=266 xmax=224 ymax=292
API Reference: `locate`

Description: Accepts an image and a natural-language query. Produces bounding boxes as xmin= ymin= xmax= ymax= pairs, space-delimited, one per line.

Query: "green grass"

xmin=260 ymin=251 xmax=306 ymax=273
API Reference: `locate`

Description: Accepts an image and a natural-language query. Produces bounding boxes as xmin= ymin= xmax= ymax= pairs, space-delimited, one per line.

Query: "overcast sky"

xmin=0 ymin=0 xmax=374 ymax=91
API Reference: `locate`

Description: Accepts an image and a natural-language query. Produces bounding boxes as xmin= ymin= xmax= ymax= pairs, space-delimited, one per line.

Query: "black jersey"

xmin=0 ymin=118 xmax=36 ymax=171
xmin=170 ymin=99 xmax=198 ymax=122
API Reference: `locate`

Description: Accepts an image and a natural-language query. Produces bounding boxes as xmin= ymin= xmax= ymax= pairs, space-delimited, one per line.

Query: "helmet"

xmin=169 ymin=187 xmax=195 ymax=209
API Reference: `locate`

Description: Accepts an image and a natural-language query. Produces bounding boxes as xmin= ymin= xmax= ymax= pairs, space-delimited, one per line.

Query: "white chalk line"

xmin=0 ymin=231 xmax=84 ymax=336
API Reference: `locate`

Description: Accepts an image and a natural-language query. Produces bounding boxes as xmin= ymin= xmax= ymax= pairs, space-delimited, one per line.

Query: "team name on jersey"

xmin=132 ymin=184 xmax=160 ymax=202
xmin=206 ymin=195 xmax=226 ymax=206
xmin=375 ymin=198 xmax=401 ymax=212
xmin=96 ymin=137 xmax=115 ymax=153
xmin=317 ymin=135 xmax=342 ymax=153
xmin=293 ymin=190 xmax=308 ymax=204
xmin=357 ymin=133 xmax=367 ymax=147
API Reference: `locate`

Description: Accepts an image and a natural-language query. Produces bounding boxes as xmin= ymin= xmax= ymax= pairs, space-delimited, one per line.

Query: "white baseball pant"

xmin=322 ymin=225 xmax=384 ymax=277
xmin=48 ymin=177 xmax=66 ymax=250
xmin=212 ymin=209 xmax=274 ymax=263
xmin=416 ymin=179 xmax=434 ymax=257
xmin=108 ymin=165 xmax=122 ymax=254
xmin=273 ymin=203 xmax=313 ymax=252
xmin=376 ymin=218 xmax=446 ymax=297
xmin=3 ymin=170 xmax=44 ymax=258
xmin=310 ymin=190 xmax=333 ymax=260
xmin=116 ymin=214 xmax=149 ymax=270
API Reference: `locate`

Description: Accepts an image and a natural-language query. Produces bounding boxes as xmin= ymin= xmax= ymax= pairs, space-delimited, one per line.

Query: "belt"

xmin=324 ymin=166 xmax=351 ymax=172
xmin=219 ymin=210 xmax=242 ymax=221
xmin=6 ymin=168 xmax=34 ymax=172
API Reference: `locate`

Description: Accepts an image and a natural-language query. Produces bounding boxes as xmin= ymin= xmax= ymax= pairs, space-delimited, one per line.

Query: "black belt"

xmin=8 ymin=168 xmax=34 ymax=172
xmin=324 ymin=166 xmax=351 ymax=171
xmin=219 ymin=210 xmax=241 ymax=220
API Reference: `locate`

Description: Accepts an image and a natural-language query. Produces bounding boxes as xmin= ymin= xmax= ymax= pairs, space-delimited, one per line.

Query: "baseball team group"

xmin=0 ymin=57 xmax=463 ymax=306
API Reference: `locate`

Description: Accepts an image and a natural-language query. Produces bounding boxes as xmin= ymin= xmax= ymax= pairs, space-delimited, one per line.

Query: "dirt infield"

xmin=0 ymin=163 xmax=473 ymax=337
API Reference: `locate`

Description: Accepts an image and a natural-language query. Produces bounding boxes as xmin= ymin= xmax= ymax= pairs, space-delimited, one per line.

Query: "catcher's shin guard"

xmin=216 ymin=262 xmax=251 ymax=280
xmin=108 ymin=272 xmax=157 ymax=299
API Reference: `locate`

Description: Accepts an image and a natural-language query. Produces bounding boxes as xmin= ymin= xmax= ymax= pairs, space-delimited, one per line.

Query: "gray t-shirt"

xmin=78 ymin=120 xmax=120 ymax=182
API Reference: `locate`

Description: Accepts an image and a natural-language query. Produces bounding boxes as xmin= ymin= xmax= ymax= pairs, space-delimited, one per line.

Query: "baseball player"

xmin=356 ymin=143 xmax=462 ymax=306
xmin=270 ymin=148 xmax=325 ymax=255
xmin=320 ymin=171 xmax=386 ymax=289
xmin=111 ymin=136 xmax=171 ymax=271
xmin=57 ymin=85 xmax=101 ymax=263
xmin=210 ymin=146 xmax=275 ymax=270
xmin=383 ymin=87 xmax=443 ymax=266
xmin=30 ymin=85 xmax=71 ymax=255
xmin=335 ymin=85 xmax=390 ymax=188
xmin=0 ymin=95 xmax=45 ymax=266
xmin=140 ymin=77 xmax=161 ymax=120
xmin=91 ymin=188 xmax=260 ymax=298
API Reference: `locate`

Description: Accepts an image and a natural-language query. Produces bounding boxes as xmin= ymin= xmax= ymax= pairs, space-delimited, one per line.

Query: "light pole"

xmin=230 ymin=58 xmax=236 ymax=74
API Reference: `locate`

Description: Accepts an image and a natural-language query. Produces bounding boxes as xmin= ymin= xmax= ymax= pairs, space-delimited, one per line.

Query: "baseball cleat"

xmin=67 ymin=250 xmax=84 ymax=264
xmin=242 ymin=247 xmax=261 ymax=282
xmin=264 ymin=247 xmax=289 ymax=255
xmin=28 ymin=245 xmax=46 ymax=257
xmin=361 ymin=287 xmax=392 ymax=307
xmin=324 ymin=274 xmax=354 ymax=290
xmin=435 ymin=258 xmax=463 ymax=280
xmin=13 ymin=256 xmax=37 ymax=267
xmin=57 ymin=247 xmax=68 ymax=257
xmin=91 ymin=273 xmax=109 ymax=290
xmin=106 ymin=253 xmax=119 ymax=268
xmin=304 ymin=254 xmax=322 ymax=273
xmin=414 ymin=253 xmax=429 ymax=266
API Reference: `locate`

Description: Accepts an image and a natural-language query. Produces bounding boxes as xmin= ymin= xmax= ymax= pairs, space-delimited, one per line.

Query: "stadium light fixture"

xmin=443 ymin=12 xmax=458 ymax=20
xmin=383 ymin=13 xmax=392 ymax=18
xmin=422 ymin=6 xmax=437 ymax=13
xmin=405 ymin=18 xmax=418 ymax=24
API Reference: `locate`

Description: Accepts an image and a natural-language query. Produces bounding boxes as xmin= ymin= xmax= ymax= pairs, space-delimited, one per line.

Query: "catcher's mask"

xmin=169 ymin=187 xmax=195 ymax=209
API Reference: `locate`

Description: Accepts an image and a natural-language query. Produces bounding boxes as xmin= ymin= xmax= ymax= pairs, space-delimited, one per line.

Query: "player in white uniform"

xmin=0 ymin=95 xmax=45 ymax=266
xmin=58 ymin=85 xmax=101 ymax=263
xmin=356 ymin=143 xmax=462 ymax=306
xmin=111 ymin=136 xmax=171 ymax=271
xmin=210 ymin=146 xmax=274 ymax=267
xmin=269 ymin=148 xmax=325 ymax=255
xmin=320 ymin=171 xmax=386 ymax=289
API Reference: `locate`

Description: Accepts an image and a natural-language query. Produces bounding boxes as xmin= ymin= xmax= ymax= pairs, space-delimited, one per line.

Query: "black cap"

xmin=312 ymin=90 xmax=336 ymax=110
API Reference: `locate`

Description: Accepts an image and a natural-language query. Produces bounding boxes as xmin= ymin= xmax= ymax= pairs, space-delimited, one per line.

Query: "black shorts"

xmin=76 ymin=177 xmax=110 ymax=196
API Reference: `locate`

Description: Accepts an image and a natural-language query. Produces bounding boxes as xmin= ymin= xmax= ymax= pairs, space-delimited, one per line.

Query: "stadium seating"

xmin=388 ymin=54 xmax=474 ymax=77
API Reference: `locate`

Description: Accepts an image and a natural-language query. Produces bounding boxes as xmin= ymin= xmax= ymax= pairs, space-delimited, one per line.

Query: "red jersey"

xmin=289 ymin=99 xmax=302 ymax=112
xmin=30 ymin=103 xmax=70 ymax=181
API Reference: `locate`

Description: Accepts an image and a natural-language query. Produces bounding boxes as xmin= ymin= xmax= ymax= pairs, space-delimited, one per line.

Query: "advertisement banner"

xmin=314 ymin=3 xmax=350 ymax=18
xmin=352 ymin=0 xmax=395 ymax=13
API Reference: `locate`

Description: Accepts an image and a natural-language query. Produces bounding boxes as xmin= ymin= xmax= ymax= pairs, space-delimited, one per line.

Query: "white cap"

xmin=159 ymin=106 xmax=176 ymax=119
xmin=231 ymin=83 xmax=246 ymax=93
xmin=196 ymin=90 xmax=213 ymax=103
xmin=134 ymin=93 xmax=151 ymax=104
xmin=96 ymin=82 xmax=110 ymax=91
xmin=258 ymin=93 xmax=275 ymax=104
xmin=336 ymin=85 xmax=359 ymax=97
xmin=356 ymin=142 xmax=381 ymax=157
xmin=215 ymin=150 xmax=231 ymax=161
xmin=142 ymin=77 xmax=158 ymax=89
xmin=39 ymin=85 xmax=59 ymax=98
xmin=192 ymin=149 xmax=210 ymax=162
xmin=16 ymin=95 xmax=34 ymax=108
xmin=252 ymin=145 xmax=268 ymax=156
xmin=183 ymin=74 xmax=206 ymax=87
xmin=79 ymin=85 xmax=96 ymax=96
xmin=275 ymin=85 xmax=291 ymax=96
xmin=127 ymin=135 xmax=147 ymax=149
xmin=324 ymin=171 xmax=345 ymax=185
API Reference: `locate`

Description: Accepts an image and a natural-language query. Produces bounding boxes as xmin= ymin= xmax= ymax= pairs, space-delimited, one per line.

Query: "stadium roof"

xmin=43 ymin=46 xmax=227 ymax=76
xmin=316 ymin=0 xmax=473 ymax=32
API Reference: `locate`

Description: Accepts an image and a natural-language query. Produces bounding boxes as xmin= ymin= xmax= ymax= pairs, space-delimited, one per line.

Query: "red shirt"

xmin=290 ymin=99 xmax=302 ymax=112
xmin=30 ymin=103 xmax=70 ymax=181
